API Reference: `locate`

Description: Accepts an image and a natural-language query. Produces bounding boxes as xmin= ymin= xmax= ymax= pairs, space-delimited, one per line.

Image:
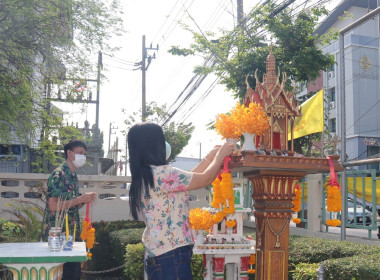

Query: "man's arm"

xmin=47 ymin=193 xmax=96 ymax=212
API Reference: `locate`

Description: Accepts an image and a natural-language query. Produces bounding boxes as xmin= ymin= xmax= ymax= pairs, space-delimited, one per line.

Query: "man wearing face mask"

xmin=45 ymin=140 xmax=96 ymax=280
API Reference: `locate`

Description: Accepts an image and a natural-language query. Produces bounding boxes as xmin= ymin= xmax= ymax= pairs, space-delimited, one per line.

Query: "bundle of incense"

xmin=54 ymin=195 xmax=73 ymax=230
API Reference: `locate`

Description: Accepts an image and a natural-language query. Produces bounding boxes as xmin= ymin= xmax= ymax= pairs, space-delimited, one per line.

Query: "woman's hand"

xmin=204 ymin=145 xmax=221 ymax=162
xmin=215 ymin=142 xmax=234 ymax=162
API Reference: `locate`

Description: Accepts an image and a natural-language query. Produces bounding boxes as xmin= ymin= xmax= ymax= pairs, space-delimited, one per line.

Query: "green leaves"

xmin=169 ymin=0 xmax=336 ymax=100
xmin=0 ymin=0 xmax=123 ymax=170
xmin=124 ymin=101 xmax=195 ymax=162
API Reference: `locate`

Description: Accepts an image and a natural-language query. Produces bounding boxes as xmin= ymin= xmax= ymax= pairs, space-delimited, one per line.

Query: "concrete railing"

xmin=0 ymin=173 xmax=210 ymax=222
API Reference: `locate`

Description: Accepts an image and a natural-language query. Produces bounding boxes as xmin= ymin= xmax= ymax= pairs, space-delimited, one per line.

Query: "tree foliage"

xmin=0 ymin=0 xmax=123 ymax=171
xmin=123 ymin=102 xmax=195 ymax=162
xmin=169 ymin=1 xmax=336 ymax=99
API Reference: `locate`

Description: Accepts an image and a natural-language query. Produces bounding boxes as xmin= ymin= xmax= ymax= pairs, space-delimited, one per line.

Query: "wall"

xmin=0 ymin=173 xmax=209 ymax=222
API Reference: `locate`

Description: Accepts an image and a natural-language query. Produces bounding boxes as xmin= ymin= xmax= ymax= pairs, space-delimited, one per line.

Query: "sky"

xmin=54 ymin=0 xmax=339 ymax=173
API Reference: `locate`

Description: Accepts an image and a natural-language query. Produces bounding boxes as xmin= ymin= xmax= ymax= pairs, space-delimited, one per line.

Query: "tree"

xmin=169 ymin=1 xmax=336 ymax=99
xmin=123 ymin=102 xmax=195 ymax=162
xmin=0 ymin=0 xmax=123 ymax=171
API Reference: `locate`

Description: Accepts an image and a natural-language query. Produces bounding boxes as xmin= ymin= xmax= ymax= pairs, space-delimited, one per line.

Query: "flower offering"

xmin=189 ymin=208 xmax=214 ymax=231
xmin=80 ymin=203 xmax=95 ymax=258
xmin=325 ymin=156 xmax=342 ymax=227
xmin=214 ymin=101 xmax=269 ymax=141
xmin=240 ymin=102 xmax=269 ymax=135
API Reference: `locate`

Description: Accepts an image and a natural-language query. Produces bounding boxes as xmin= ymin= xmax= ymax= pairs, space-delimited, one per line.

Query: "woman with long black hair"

xmin=128 ymin=122 xmax=233 ymax=280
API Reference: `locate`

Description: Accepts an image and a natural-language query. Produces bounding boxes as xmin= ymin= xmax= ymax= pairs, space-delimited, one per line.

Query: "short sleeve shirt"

xmin=45 ymin=162 xmax=81 ymax=239
xmin=141 ymin=165 xmax=193 ymax=257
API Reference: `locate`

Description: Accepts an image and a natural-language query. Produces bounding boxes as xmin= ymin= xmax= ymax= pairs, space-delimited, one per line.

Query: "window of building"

xmin=329 ymin=118 xmax=336 ymax=133
xmin=328 ymin=87 xmax=336 ymax=102
xmin=367 ymin=146 xmax=380 ymax=171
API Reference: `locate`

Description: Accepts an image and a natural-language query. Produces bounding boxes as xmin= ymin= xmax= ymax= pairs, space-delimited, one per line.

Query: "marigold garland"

xmin=225 ymin=219 xmax=236 ymax=228
xmin=292 ymin=185 xmax=302 ymax=212
xmin=211 ymin=157 xmax=235 ymax=224
xmin=291 ymin=184 xmax=302 ymax=224
xmin=189 ymin=208 xmax=214 ymax=231
xmin=220 ymin=172 xmax=235 ymax=214
xmin=248 ymin=254 xmax=256 ymax=274
xmin=80 ymin=218 xmax=95 ymax=258
xmin=325 ymin=156 xmax=342 ymax=227
xmin=211 ymin=177 xmax=223 ymax=210
xmin=292 ymin=218 xmax=301 ymax=224
xmin=80 ymin=203 xmax=95 ymax=258
xmin=326 ymin=219 xmax=341 ymax=227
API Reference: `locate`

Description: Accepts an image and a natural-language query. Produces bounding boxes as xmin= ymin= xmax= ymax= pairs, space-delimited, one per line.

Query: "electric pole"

xmin=93 ymin=50 xmax=102 ymax=175
xmin=237 ymin=0 xmax=244 ymax=25
xmin=108 ymin=122 xmax=118 ymax=155
xmin=139 ymin=35 xmax=159 ymax=121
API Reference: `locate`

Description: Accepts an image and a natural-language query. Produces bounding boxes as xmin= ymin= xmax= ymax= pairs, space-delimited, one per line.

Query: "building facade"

xmin=313 ymin=0 xmax=380 ymax=170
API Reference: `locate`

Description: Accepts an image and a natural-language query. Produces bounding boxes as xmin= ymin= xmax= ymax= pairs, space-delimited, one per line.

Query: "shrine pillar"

xmin=248 ymin=171 xmax=305 ymax=280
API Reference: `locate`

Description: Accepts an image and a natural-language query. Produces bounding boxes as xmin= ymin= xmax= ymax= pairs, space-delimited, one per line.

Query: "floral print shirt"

xmin=45 ymin=162 xmax=81 ymax=239
xmin=141 ymin=165 xmax=193 ymax=257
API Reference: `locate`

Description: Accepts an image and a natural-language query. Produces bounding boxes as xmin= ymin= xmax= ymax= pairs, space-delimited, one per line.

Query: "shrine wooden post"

xmin=230 ymin=153 xmax=343 ymax=280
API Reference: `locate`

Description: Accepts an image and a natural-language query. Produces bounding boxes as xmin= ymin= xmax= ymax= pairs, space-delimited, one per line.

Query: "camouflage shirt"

xmin=45 ymin=162 xmax=81 ymax=239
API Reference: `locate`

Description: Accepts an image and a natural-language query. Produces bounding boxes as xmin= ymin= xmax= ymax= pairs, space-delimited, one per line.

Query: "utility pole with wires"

xmin=137 ymin=35 xmax=159 ymax=121
xmin=108 ymin=122 xmax=118 ymax=156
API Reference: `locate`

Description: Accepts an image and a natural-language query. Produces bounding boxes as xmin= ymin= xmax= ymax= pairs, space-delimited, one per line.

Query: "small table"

xmin=0 ymin=242 xmax=87 ymax=280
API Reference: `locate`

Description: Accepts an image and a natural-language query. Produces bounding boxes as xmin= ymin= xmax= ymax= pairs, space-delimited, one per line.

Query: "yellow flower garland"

xmin=292 ymin=218 xmax=301 ymax=224
xmin=189 ymin=208 xmax=214 ymax=231
xmin=292 ymin=186 xmax=302 ymax=212
xmin=211 ymin=177 xmax=223 ymax=210
xmin=80 ymin=218 xmax=95 ymax=258
xmin=220 ymin=172 xmax=235 ymax=214
xmin=292 ymin=185 xmax=302 ymax=224
xmin=225 ymin=219 xmax=236 ymax=228
xmin=325 ymin=156 xmax=342 ymax=227
xmin=248 ymin=254 xmax=256 ymax=274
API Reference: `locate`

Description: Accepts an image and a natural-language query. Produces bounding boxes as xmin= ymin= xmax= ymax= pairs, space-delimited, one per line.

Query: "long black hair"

xmin=128 ymin=123 xmax=167 ymax=220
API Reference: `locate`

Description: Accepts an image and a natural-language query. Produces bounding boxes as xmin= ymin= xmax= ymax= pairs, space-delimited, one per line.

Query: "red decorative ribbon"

xmin=223 ymin=156 xmax=231 ymax=173
xmin=327 ymin=156 xmax=341 ymax=190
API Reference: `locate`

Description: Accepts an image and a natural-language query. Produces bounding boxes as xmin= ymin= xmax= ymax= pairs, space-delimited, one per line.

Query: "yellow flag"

xmin=289 ymin=89 xmax=324 ymax=140
xmin=347 ymin=177 xmax=380 ymax=206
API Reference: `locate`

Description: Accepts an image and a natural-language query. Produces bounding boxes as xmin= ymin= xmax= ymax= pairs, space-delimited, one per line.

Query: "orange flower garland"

xmin=211 ymin=157 xmax=235 ymax=224
xmin=211 ymin=177 xmax=223 ymax=211
xmin=325 ymin=156 xmax=342 ymax=227
xmin=292 ymin=185 xmax=302 ymax=212
xmin=189 ymin=208 xmax=214 ymax=231
xmin=292 ymin=218 xmax=301 ymax=224
xmin=225 ymin=219 xmax=236 ymax=228
xmin=220 ymin=172 xmax=235 ymax=214
xmin=292 ymin=184 xmax=302 ymax=224
xmin=248 ymin=254 xmax=256 ymax=274
xmin=80 ymin=203 xmax=95 ymax=258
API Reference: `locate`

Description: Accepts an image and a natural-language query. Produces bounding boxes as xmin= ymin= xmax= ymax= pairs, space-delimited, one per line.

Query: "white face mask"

xmin=72 ymin=154 xmax=86 ymax=168
xmin=165 ymin=142 xmax=171 ymax=160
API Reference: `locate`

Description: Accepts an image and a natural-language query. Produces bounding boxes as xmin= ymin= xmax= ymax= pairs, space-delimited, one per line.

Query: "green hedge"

xmin=289 ymin=235 xmax=380 ymax=280
xmin=110 ymin=228 xmax=145 ymax=268
xmin=322 ymin=253 xmax=380 ymax=280
xmin=85 ymin=220 xmax=144 ymax=278
xmin=124 ymin=243 xmax=144 ymax=280
xmin=289 ymin=235 xmax=380 ymax=266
